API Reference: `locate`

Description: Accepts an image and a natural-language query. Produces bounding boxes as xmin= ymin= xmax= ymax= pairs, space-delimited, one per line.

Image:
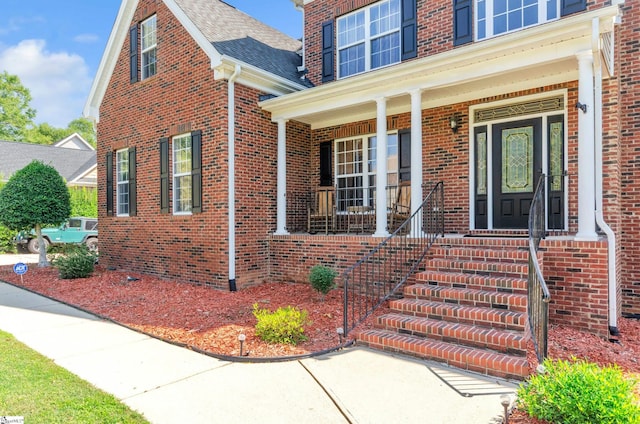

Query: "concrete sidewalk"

xmin=0 ymin=279 xmax=517 ymax=423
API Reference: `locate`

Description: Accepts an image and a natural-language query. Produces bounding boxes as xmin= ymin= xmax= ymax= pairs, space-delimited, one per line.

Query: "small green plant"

xmin=518 ymin=358 xmax=640 ymax=424
xmin=51 ymin=245 xmax=97 ymax=279
xmin=309 ymin=265 xmax=338 ymax=300
xmin=252 ymin=303 xmax=309 ymax=345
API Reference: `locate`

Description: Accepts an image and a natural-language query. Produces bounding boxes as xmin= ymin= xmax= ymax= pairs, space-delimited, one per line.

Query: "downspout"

xmin=591 ymin=18 xmax=618 ymax=336
xmin=228 ymin=64 xmax=241 ymax=292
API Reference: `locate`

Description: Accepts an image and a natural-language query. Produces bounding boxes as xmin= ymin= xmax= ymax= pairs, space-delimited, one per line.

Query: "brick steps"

xmin=358 ymin=329 xmax=529 ymax=380
xmin=355 ymin=236 xmax=532 ymax=380
xmin=417 ymin=270 xmax=528 ymax=295
xmin=404 ymin=284 xmax=527 ymax=313
xmin=376 ymin=313 xmax=527 ymax=355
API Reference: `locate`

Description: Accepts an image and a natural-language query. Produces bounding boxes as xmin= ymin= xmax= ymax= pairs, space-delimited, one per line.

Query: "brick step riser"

xmin=430 ymin=247 xmax=530 ymax=263
xmin=377 ymin=314 xmax=527 ymax=355
xmin=426 ymin=259 xmax=528 ymax=279
xmin=358 ymin=330 xmax=529 ymax=380
xmin=390 ymin=300 xmax=526 ymax=332
xmin=403 ymin=286 xmax=527 ymax=313
xmin=416 ymin=271 xmax=528 ymax=294
xmin=434 ymin=237 xmax=529 ymax=249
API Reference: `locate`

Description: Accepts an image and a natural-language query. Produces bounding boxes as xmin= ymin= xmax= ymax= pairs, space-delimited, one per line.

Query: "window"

xmin=476 ymin=0 xmax=559 ymax=40
xmin=173 ymin=133 xmax=192 ymax=214
xmin=116 ymin=149 xmax=130 ymax=216
xmin=141 ymin=15 xmax=157 ymax=79
xmin=337 ymin=0 xmax=401 ymax=78
xmin=335 ymin=134 xmax=398 ymax=211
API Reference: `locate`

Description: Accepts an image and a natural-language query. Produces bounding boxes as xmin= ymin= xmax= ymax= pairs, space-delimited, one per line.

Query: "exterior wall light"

xmin=450 ymin=115 xmax=459 ymax=133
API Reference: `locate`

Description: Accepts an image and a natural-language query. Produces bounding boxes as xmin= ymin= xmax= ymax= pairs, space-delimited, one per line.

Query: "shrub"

xmin=51 ymin=245 xmax=97 ymax=279
xmin=517 ymin=358 xmax=640 ymax=424
xmin=252 ymin=303 xmax=309 ymax=345
xmin=309 ymin=265 xmax=338 ymax=299
xmin=0 ymin=224 xmax=16 ymax=253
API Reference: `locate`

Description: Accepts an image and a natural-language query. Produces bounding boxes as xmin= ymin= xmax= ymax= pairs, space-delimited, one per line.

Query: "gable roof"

xmin=53 ymin=133 xmax=94 ymax=151
xmin=85 ymin=0 xmax=309 ymax=122
xmin=0 ymin=140 xmax=97 ymax=187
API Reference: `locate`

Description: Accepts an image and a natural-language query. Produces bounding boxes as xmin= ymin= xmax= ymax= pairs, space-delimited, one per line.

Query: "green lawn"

xmin=0 ymin=330 xmax=149 ymax=424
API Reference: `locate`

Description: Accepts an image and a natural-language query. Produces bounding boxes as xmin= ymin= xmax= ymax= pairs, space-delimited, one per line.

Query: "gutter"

xmin=591 ymin=18 xmax=619 ymax=336
xmin=228 ymin=64 xmax=241 ymax=292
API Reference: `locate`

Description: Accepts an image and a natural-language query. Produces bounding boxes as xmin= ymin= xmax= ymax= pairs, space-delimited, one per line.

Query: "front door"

xmin=492 ymin=118 xmax=542 ymax=229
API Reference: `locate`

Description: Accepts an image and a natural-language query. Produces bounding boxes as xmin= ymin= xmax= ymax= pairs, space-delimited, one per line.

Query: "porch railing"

xmin=286 ymin=185 xmax=410 ymax=234
xmin=341 ymin=181 xmax=444 ymax=336
xmin=528 ymin=174 xmax=551 ymax=362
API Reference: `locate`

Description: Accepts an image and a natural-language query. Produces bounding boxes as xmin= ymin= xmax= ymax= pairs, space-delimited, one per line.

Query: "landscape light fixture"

xmin=500 ymin=394 xmax=511 ymax=424
xmin=336 ymin=327 xmax=344 ymax=344
xmin=238 ymin=333 xmax=246 ymax=356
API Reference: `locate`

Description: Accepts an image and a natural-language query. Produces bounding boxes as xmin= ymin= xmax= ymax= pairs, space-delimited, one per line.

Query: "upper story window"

xmin=173 ymin=133 xmax=193 ymax=214
xmin=337 ymin=0 xmax=401 ymax=78
xmin=476 ymin=0 xmax=559 ymax=40
xmin=116 ymin=149 xmax=130 ymax=216
xmin=141 ymin=15 xmax=157 ymax=79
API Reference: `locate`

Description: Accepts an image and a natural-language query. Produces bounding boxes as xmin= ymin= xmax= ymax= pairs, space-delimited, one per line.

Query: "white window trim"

xmin=334 ymin=132 xmax=399 ymax=211
xmin=475 ymin=0 xmax=559 ymax=41
xmin=116 ymin=148 xmax=129 ymax=217
xmin=336 ymin=0 xmax=401 ymax=79
xmin=141 ymin=15 xmax=157 ymax=80
xmin=172 ymin=133 xmax=192 ymax=215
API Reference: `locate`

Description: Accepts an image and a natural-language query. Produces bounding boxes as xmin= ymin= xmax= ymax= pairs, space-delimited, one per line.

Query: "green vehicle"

xmin=14 ymin=217 xmax=98 ymax=254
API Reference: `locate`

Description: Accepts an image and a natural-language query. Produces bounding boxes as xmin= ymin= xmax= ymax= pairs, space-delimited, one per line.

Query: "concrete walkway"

xmin=0 ymin=256 xmax=517 ymax=423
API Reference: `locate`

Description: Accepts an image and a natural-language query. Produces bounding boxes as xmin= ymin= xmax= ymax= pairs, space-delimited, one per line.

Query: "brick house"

xmin=87 ymin=0 xmax=637 ymax=377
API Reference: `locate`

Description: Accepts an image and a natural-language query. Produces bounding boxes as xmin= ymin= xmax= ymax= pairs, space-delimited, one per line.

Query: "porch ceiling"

xmin=260 ymin=6 xmax=619 ymax=129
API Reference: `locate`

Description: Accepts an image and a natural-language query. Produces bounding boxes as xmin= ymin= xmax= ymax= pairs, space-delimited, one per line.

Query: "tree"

xmin=0 ymin=160 xmax=71 ymax=267
xmin=0 ymin=71 xmax=36 ymax=142
xmin=67 ymin=117 xmax=96 ymax=148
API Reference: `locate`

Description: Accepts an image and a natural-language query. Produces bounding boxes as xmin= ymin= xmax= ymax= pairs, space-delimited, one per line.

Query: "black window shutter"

xmin=319 ymin=141 xmax=332 ymax=186
xmin=160 ymin=138 xmax=169 ymax=214
xmin=128 ymin=147 xmax=137 ymax=216
xmin=106 ymin=152 xmax=114 ymax=216
xmin=191 ymin=130 xmax=202 ymax=214
xmin=399 ymin=130 xmax=411 ymax=181
xmin=453 ymin=0 xmax=473 ymax=46
xmin=321 ymin=21 xmax=335 ymax=82
xmin=561 ymin=0 xmax=586 ymax=16
xmin=401 ymin=0 xmax=417 ymax=60
xmin=130 ymin=25 xmax=138 ymax=83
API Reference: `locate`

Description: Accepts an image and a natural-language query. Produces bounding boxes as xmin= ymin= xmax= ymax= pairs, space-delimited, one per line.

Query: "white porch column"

xmin=275 ymin=119 xmax=289 ymax=235
xmin=374 ymin=97 xmax=389 ymax=237
xmin=410 ymin=89 xmax=423 ymax=237
xmin=575 ymin=51 xmax=597 ymax=240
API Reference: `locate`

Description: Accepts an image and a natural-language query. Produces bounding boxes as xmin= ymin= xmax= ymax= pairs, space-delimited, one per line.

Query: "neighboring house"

xmin=86 ymin=0 xmax=638 ymax=377
xmin=0 ymin=134 xmax=97 ymax=187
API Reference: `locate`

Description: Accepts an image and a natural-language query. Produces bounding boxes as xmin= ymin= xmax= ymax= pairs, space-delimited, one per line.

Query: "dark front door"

xmin=492 ymin=118 xmax=542 ymax=229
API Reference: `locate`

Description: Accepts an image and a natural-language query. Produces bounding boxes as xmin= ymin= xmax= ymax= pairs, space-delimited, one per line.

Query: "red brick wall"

xmin=303 ymin=0 xmax=612 ymax=87
xmin=268 ymin=234 xmax=386 ymax=282
xmin=542 ymin=238 xmax=610 ymax=338
xmin=618 ymin=0 xmax=640 ymax=314
xmin=96 ymin=0 xmax=295 ymax=289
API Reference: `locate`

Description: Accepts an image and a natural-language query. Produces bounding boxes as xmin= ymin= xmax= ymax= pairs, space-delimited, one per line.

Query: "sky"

xmin=0 ymin=0 xmax=302 ymax=128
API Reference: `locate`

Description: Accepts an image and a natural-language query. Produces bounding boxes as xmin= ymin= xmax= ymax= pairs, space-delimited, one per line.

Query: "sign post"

xmin=13 ymin=262 xmax=28 ymax=284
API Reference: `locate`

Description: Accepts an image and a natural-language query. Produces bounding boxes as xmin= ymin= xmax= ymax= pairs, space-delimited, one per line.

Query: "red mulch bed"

xmin=2 ymin=262 xmax=639 ymax=423
xmin=0 ymin=264 xmax=387 ymax=358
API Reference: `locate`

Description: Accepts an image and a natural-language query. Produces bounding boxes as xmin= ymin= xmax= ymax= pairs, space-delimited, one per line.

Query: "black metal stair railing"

xmin=528 ymin=174 xmax=551 ymax=362
xmin=342 ymin=182 xmax=444 ymax=336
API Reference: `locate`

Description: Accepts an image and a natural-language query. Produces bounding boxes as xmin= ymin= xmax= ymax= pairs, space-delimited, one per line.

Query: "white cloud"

xmin=0 ymin=39 xmax=92 ymax=128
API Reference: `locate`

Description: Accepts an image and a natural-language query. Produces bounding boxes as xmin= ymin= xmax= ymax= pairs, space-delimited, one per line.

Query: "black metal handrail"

xmin=342 ymin=182 xmax=444 ymax=336
xmin=528 ymin=174 xmax=551 ymax=362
